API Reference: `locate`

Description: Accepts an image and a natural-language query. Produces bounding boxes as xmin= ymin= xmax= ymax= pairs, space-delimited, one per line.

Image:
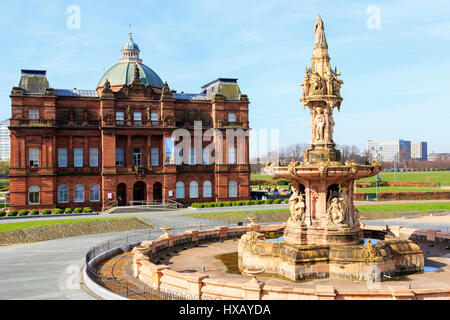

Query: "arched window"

xmin=58 ymin=185 xmax=69 ymax=203
xmin=228 ymin=180 xmax=238 ymax=198
xmin=90 ymin=184 xmax=100 ymax=202
xmin=189 ymin=181 xmax=198 ymax=198
xmin=203 ymin=181 xmax=212 ymax=198
xmin=176 ymin=182 xmax=185 ymax=199
xmin=74 ymin=184 xmax=84 ymax=203
xmin=28 ymin=186 xmax=40 ymax=205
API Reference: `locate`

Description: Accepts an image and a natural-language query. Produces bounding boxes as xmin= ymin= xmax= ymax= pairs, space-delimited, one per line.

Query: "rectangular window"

xmin=151 ymin=112 xmax=158 ymax=121
xmin=29 ymin=148 xmax=39 ymax=167
xmin=134 ymin=112 xmax=142 ymax=126
xmin=116 ymin=112 xmax=124 ymax=126
xmin=165 ymin=138 xmax=174 ymax=165
xmin=58 ymin=148 xmax=67 ymax=168
xmin=29 ymin=109 xmax=39 ymax=124
xmin=116 ymin=148 xmax=124 ymax=166
xmin=89 ymin=148 xmax=98 ymax=167
xmin=175 ymin=146 xmax=183 ymax=165
xmin=74 ymin=148 xmax=83 ymax=167
xmin=228 ymin=113 xmax=236 ymax=123
xmin=151 ymin=148 xmax=159 ymax=166
xmin=189 ymin=147 xmax=195 ymax=165
xmin=228 ymin=146 xmax=236 ymax=164
xmin=133 ymin=148 xmax=141 ymax=166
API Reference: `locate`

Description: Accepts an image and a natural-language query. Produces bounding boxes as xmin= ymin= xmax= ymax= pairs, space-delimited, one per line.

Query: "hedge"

xmin=64 ymin=208 xmax=73 ymax=214
xmin=19 ymin=210 xmax=29 ymax=216
xmin=30 ymin=209 xmax=40 ymax=215
xmin=74 ymin=208 xmax=83 ymax=213
xmin=191 ymin=198 xmax=287 ymax=208
xmin=0 ymin=211 xmax=5 ymax=217
xmin=8 ymin=210 xmax=18 ymax=217
xmin=53 ymin=208 xmax=64 ymax=214
xmin=42 ymin=209 xmax=52 ymax=215
xmin=83 ymin=207 xmax=93 ymax=213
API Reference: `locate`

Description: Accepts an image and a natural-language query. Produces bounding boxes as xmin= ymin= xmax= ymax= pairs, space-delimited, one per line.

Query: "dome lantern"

xmin=119 ymin=26 xmax=142 ymax=64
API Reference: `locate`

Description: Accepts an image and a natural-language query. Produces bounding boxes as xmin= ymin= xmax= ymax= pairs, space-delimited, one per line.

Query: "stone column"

xmin=126 ymin=135 xmax=132 ymax=166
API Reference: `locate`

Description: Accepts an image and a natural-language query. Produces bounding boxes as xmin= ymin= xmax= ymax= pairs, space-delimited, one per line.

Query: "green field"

xmin=0 ymin=217 xmax=139 ymax=232
xmin=354 ymin=186 xmax=446 ymax=193
xmin=360 ymin=171 xmax=450 ymax=186
xmin=184 ymin=202 xmax=450 ymax=222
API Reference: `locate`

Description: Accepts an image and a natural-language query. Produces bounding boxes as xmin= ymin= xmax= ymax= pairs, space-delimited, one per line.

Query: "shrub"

xmin=53 ymin=208 xmax=64 ymax=214
xmin=274 ymin=199 xmax=282 ymax=204
xmin=224 ymin=202 xmax=232 ymax=207
xmin=284 ymin=198 xmax=289 ymax=204
xmin=217 ymin=202 xmax=224 ymax=207
xmin=0 ymin=211 xmax=5 ymax=217
xmin=65 ymin=208 xmax=73 ymax=214
xmin=277 ymin=179 xmax=291 ymax=186
xmin=206 ymin=203 xmax=216 ymax=208
xmin=19 ymin=210 xmax=29 ymax=216
xmin=83 ymin=207 xmax=93 ymax=213
xmin=30 ymin=209 xmax=40 ymax=215
xmin=74 ymin=208 xmax=83 ymax=213
xmin=42 ymin=209 xmax=52 ymax=215
xmin=265 ymin=199 xmax=273 ymax=205
xmin=257 ymin=200 xmax=265 ymax=205
xmin=199 ymin=204 xmax=206 ymax=208
xmin=191 ymin=203 xmax=199 ymax=208
xmin=245 ymin=200 xmax=252 ymax=205
xmin=8 ymin=210 xmax=18 ymax=217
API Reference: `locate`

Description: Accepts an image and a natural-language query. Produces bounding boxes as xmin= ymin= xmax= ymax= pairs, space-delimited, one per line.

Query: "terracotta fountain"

xmin=238 ymin=16 xmax=423 ymax=281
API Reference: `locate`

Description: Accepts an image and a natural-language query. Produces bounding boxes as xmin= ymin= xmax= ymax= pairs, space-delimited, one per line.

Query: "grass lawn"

xmin=360 ymin=171 xmax=450 ymax=186
xmin=251 ymin=174 xmax=274 ymax=181
xmin=355 ymin=186 xmax=446 ymax=193
xmin=0 ymin=217 xmax=140 ymax=233
xmin=184 ymin=202 xmax=450 ymax=223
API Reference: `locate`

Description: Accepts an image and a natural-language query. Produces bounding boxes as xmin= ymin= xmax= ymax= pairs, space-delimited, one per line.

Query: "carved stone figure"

xmin=127 ymin=106 xmax=132 ymax=121
xmin=327 ymin=197 xmax=345 ymax=225
xmin=314 ymin=107 xmax=326 ymax=141
xmin=288 ymin=188 xmax=306 ymax=225
xmin=327 ymin=111 xmax=335 ymax=141
xmin=314 ymin=16 xmax=327 ymax=48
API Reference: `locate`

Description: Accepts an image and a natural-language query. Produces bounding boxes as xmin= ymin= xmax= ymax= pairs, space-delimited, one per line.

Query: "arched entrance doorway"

xmin=117 ymin=183 xmax=127 ymax=206
xmin=153 ymin=182 xmax=163 ymax=201
xmin=133 ymin=181 xmax=147 ymax=204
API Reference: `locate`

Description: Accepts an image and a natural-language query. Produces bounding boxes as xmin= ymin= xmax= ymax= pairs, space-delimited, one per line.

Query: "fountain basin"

xmin=238 ymin=231 xmax=424 ymax=281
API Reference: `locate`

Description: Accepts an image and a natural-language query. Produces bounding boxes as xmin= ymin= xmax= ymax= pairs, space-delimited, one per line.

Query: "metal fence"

xmin=84 ymin=221 xmax=282 ymax=300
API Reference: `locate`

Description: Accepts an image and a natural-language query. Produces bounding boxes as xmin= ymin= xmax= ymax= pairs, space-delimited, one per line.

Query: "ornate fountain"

xmin=238 ymin=16 xmax=423 ymax=281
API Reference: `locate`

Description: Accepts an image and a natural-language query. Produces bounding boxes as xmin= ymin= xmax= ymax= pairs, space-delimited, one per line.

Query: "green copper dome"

xmin=97 ymin=62 xmax=164 ymax=88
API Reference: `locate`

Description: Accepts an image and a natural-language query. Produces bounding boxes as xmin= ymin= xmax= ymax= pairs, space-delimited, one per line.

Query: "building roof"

xmin=54 ymin=89 xmax=98 ymax=97
xmin=97 ymin=62 xmax=164 ymax=89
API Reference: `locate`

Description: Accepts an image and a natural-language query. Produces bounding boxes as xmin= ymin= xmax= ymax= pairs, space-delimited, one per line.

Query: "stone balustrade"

xmin=130 ymin=223 xmax=450 ymax=300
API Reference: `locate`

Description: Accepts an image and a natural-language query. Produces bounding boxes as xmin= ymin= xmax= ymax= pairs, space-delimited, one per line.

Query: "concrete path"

xmin=1 ymin=201 xmax=449 ymax=300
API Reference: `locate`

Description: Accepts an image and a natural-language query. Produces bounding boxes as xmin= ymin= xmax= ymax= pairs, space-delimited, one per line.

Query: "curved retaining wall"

xmin=123 ymin=224 xmax=449 ymax=300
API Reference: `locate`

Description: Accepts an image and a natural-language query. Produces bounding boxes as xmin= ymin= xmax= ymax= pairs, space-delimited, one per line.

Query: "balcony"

xmin=215 ymin=120 xmax=249 ymax=128
xmin=10 ymin=118 xmax=55 ymax=127
xmin=57 ymin=120 xmax=100 ymax=128
xmin=114 ymin=120 xmax=163 ymax=128
xmin=55 ymin=167 xmax=101 ymax=175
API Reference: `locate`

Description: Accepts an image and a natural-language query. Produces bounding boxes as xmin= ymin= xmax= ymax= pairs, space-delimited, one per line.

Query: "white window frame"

xmin=133 ymin=148 xmax=142 ymax=166
xmin=29 ymin=147 xmax=39 ymax=167
xmin=74 ymin=184 xmax=84 ymax=203
xmin=229 ymin=180 xmax=238 ymax=198
xmin=228 ymin=113 xmax=236 ymax=122
xmin=189 ymin=181 xmax=198 ymax=199
xmin=74 ymin=148 xmax=83 ymax=168
xmin=176 ymin=181 xmax=185 ymax=199
xmin=28 ymin=186 xmax=40 ymax=205
xmin=116 ymin=148 xmax=125 ymax=166
xmin=151 ymin=148 xmax=159 ymax=166
xmin=58 ymin=148 xmax=67 ymax=168
xmin=228 ymin=146 xmax=236 ymax=164
xmin=89 ymin=148 xmax=98 ymax=167
xmin=203 ymin=181 xmax=212 ymax=198
xmin=58 ymin=185 xmax=69 ymax=203
xmin=90 ymin=184 xmax=100 ymax=202
xmin=134 ymin=112 xmax=142 ymax=125
xmin=116 ymin=112 xmax=124 ymax=125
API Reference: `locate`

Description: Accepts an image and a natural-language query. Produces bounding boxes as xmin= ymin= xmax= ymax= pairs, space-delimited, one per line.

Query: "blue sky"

xmin=1 ymin=0 xmax=449 ymax=155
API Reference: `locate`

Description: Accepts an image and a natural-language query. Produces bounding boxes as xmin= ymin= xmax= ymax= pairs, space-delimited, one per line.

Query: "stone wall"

xmin=130 ymin=223 xmax=450 ymax=300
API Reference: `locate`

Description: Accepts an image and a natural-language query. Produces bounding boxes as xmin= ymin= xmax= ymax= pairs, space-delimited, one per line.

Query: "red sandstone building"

xmin=9 ymin=33 xmax=251 ymax=211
